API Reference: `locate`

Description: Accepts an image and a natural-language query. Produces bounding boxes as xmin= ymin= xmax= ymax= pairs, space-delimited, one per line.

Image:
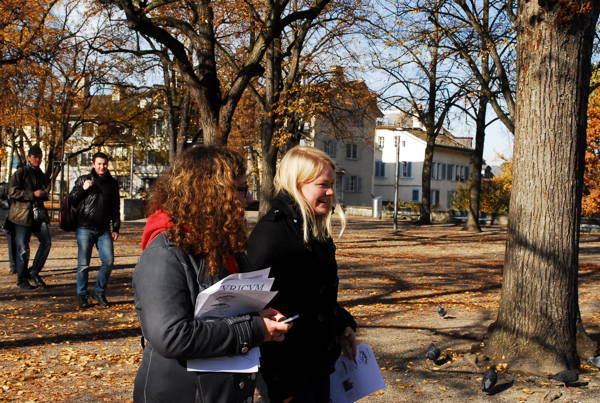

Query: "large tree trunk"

xmin=464 ymin=96 xmax=487 ymax=232
xmin=418 ymin=131 xmax=435 ymax=225
xmin=258 ymin=39 xmax=282 ymax=217
xmin=484 ymin=1 xmax=599 ymax=374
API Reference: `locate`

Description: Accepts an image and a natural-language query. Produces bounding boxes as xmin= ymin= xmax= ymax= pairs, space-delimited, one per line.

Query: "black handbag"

xmin=32 ymin=201 xmax=49 ymax=224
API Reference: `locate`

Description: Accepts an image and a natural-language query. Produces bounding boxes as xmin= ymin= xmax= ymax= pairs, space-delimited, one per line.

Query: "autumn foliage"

xmin=452 ymin=160 xmax=512 ymax=215
xmin=583 ymin=93 xmax=600 ymax=217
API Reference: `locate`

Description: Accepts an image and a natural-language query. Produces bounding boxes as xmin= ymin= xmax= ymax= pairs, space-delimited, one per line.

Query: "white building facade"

xmin=373 ymin=125 xmax=473 ymax=210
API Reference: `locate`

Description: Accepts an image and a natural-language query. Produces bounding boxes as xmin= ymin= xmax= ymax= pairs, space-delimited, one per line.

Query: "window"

xmin=441 ymin=163 xmax=447 ymax=180
xmin=377 ymin=136 xmax=385 ymax=149
xmin=345 ymin=143 xmax=358 ymax=159
xmin=80 ymin=152 xmax=91 ymax=166
xmin=412 ymin=189 xmax=420 ymax=202
xmin=343 ymin=175 xmax=361 ymax=192
xmin=394 ymin=137 xmax=400 ymax=148
xmin=324 ymin=140 xmax=336 ymax=158
xmin=464 ymin=166 xmax=470 ymax=182
xmin=447 ymin=191 xmax=457 ymax=208
xmin=456 ymin=165 xmax=463 ymax=181
xmin=374 ymin=161 xmax=385 ymax=177
xmin=399 ymin=161 xmax=412 ymax=178
xmin=402 ymin=140 xmax=406 ymax=148
xmin=431 ymin=189 xmax=440 ymax=206
xmin=446 ymin=164 xmax=454 ymax=181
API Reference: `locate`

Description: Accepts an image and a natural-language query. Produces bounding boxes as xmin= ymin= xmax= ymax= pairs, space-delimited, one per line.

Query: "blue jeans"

xmin=76 ymin=228 xmax=114 ymax=296
xmin=13 ymin=222 xmax=52 ymax=283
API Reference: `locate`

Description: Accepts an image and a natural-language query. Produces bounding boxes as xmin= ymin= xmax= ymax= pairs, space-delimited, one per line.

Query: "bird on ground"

xmin=588 ymin=356 xmax=600 ymax=368
xmin=436 ymin=305 xmax=448 ymax=318
xmin=425 ymin=343 xmax=441 ymax=362
xmin=482 ymin=366 xmax=498 ymax=394
xmin=548 ymin=369 xmax=578 ymax=386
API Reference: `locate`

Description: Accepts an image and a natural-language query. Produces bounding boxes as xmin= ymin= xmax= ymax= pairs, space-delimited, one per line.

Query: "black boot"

xmin=31 ymin=274 xmax=47 ymax=288
xmin=78 ymin=295 xmax=91 ymax=309
xmin=17 ymin=280 xmax=36 ymax=290
xmin=91 ymin=291 xmax=109 ymax=307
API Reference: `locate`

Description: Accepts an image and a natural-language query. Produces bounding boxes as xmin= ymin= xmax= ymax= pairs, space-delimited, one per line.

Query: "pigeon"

xmin=548 ymin=369 xmax=578 ymax=386
xmin=482 ymin=366 xmax=498 ymax=394
xmin=588 ymin=356 xmax=600 ymax=368
xmin=436 ymin=305 xmax=448 ymax=318
xmin=425 ymin=343 xmax=441 ymax=362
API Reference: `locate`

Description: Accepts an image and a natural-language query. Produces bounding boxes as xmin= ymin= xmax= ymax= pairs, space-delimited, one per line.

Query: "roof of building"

xmin=377 ymin=126 xmax=473 ymax=152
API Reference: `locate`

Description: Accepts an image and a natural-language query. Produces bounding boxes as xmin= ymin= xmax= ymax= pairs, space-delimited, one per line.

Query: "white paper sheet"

xmin=187 ymin=268 xmax=276 ymax=373
xmin=187 ymin=347 xmax=261 ymax=373
xmin=330 ymin=344 xmax=386 ymax=402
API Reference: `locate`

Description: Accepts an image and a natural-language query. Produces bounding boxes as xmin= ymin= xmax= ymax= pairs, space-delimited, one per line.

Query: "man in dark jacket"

xmin=8 ymin=146 xmax=51 ymax=289
xmin=69 ymin=152 xmax=120 ymax=308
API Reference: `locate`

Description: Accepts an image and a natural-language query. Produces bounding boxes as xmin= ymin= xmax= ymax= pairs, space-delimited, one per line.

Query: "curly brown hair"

xmin=147 ymin=146 xmax=248 ymax=275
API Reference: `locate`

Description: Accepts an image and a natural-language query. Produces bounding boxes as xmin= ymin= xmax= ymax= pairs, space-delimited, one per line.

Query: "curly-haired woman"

xmin=247 ymin=146 xmax=357 ymax=403
xmin=133 ymin=146 xmax=290 ymax=402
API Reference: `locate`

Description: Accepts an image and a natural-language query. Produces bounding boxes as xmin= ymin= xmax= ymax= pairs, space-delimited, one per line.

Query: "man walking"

xmin=69 ymin=152 xmax=120 ymax=308
xmin=8 ymin=145 xmax=52 ymax=289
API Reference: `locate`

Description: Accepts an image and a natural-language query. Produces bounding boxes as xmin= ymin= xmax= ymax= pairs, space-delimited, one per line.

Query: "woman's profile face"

xmin=299 ymin=165 xmax=335 ymax=216
xmin=235 ymin=175 xmax=251 ymax=208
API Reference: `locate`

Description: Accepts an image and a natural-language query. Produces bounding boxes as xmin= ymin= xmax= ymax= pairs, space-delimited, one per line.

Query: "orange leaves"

xmin=583 ymin=95 xmax=600 ymax=216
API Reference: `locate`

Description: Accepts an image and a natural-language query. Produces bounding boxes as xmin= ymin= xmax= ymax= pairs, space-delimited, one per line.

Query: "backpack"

xmin=58 ymin=195 xmax=77 ymax=231
xmin=0 ymin=182 xmax=9 ymax=210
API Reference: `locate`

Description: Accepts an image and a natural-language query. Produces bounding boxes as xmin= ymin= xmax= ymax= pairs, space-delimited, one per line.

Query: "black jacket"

xmin=8 ymin=163 xmax=49 ymax=227
xmin=69 ymin=169 xmax=120 ymax=233
xmin=247 ymin=194 xmax=356 ymax=382
xmin=133 ymin=232 xmax=266 ymax=403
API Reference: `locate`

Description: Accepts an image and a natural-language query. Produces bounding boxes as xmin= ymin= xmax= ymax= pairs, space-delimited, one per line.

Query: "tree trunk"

xmin=484 ymin=1 xmax=599 ymax=374
xmin=258 ymin=39 xmax=282 ymax=218
xmin=418 ymin=130 xmax=435 ymax=225
xmin=464 ymin=96 xmax=487 ymax=232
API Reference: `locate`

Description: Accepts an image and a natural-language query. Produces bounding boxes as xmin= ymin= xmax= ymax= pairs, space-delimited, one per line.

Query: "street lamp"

xmin=393 ymin=133 xmax=401 ymax=231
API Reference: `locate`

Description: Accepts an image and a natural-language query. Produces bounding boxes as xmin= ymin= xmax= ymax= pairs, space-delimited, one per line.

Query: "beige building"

xmin=300 ymin=75 xmax=382 ymax=207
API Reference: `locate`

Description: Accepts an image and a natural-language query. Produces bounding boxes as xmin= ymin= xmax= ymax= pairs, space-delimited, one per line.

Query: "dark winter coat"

xmin=69 ymin=169 xmax=120 ymax=233
xmin=8 ymin=163 xmax=49 ymax=227
xmin=133 ymin=232 xmax=266 ymax=403
xmin=247 ymin=193 xmax=356 ymax=388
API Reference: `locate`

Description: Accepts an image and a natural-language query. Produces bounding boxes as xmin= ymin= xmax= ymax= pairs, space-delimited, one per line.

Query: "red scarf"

xmin=141 ymin=209 xmax=240 ymax=274
xmin=141 ymin=210 xmax=174 ymax=250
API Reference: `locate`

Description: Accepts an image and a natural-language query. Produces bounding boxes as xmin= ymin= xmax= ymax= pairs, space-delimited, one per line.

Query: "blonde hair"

xmin=275 ymin=146 xmax=346 ymax=242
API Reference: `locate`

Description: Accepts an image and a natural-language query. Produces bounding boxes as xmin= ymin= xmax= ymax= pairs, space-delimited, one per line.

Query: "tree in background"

xmin=367 ymin=0 xmax=469 ymax=225
xmin=452 ymin=159 xmax=512 ymax=218
xmin=484 ymin=1 xmax=599 ymax=374
xmin=98 ymin=0 xmax=332 ymax=146
xmin=434 ymin=0 xmax=516 ymax=231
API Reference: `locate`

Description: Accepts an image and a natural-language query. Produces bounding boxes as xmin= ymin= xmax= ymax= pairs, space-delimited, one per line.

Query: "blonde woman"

xmin=133 ymin=146 xmax=290 ymax=402
xmin=247 ymin=146 xmax=357 ymax=403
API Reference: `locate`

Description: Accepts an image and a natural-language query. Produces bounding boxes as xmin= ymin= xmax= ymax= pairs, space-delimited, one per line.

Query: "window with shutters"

xmin=343 ymin=175 xmax=361 ymax=192
xmin=323 ymin=140 xmax=337 ymax=158
xmin=399 ymin=161 xmax=412 ymax=178
xmin=377 ymin=136 xmax=385 ymax=149
xmin=374 ymin=161 xmax=385 ymax=177
xmin=431 ymin=189 xmax=440 ymax=206
xmin=412 ymin=189 xmax=420 ymax=202
xmin=345 ymin=143 xmax=358 ymax=160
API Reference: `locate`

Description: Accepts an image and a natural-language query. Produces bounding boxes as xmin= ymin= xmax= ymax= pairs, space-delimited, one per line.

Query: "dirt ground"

xmin=0 ymin=215 xmax=599 ymax=402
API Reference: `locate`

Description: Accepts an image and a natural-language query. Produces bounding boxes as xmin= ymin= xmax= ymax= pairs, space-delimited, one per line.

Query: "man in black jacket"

xmin=8 ymin=146 xmax=51 ymax=289
xmin=69 ymin=152 xmax=120 ymax=308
